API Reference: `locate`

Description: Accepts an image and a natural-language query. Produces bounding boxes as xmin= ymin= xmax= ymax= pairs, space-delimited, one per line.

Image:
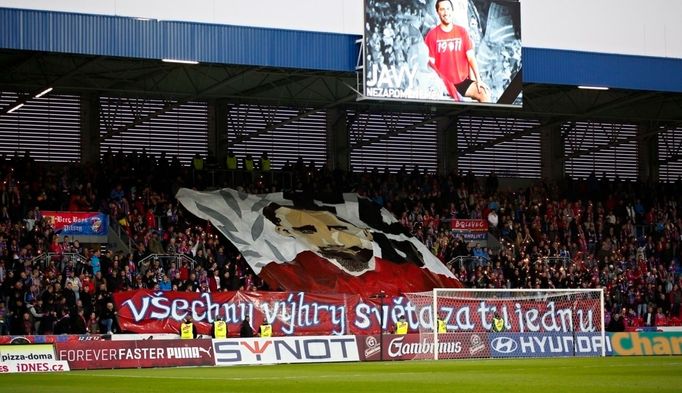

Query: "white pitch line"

xmin=64 ymin=361 xmax=682 ymax=381
xmin=66 ymin=372 xmax=424 ymax=381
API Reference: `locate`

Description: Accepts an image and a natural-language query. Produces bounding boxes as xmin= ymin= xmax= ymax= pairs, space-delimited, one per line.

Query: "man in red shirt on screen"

xmin=424 ymin=0 xmax=489 ymax=103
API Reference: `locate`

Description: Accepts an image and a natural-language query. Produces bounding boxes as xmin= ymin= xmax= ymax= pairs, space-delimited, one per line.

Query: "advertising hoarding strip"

xmin=0 ymin=343 xmax=70 ymax=373
xmin=609 ymin=332 xmax=682 ymax=356
xmin=212 ymin=335 xmax=359 ymax=366
xmin=356 ymin=333 xmax=490 ymax=361
xmin=55 ymin=339 xmax=214 ymax=370
xmin=0 ymin=335 xmax=109 ymax=345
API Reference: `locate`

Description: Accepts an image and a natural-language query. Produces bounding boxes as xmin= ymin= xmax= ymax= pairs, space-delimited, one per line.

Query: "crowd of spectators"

xmin=351 ymin=168 xmax=682 ymax=329
xmin=0 ymin=150 xmax=262 ymax=336
xmin=1 ymin=149 xmax=681 ymax=336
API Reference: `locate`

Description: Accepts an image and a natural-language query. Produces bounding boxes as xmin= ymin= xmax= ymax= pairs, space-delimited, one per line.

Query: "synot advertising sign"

xmin=0 ymin=344 xmax=70 ymax=373
xmin=212 ymin=335 xmax=359 ymax=366
xmin=55 ymin=339 xmax=214 ymax=369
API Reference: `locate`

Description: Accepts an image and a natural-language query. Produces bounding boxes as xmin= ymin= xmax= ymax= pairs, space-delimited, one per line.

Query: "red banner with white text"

xmin=451 ymin=219 xmax=488 ymax=240
xmin=114 ymin=290 xmax=602 ymax=337
xmin=114 ymin=290 xmax=361 ymax=336
xmin=42 ymin=211 xmax=108 ymax=235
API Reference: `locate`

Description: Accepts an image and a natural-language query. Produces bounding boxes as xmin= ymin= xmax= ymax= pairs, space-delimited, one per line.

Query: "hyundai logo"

xmin=491 ymin=337 xmax=518 ymax=354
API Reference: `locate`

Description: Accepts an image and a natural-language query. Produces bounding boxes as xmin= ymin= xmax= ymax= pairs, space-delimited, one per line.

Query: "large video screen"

xmin=363 ymin=0 xmax=521 ymax=106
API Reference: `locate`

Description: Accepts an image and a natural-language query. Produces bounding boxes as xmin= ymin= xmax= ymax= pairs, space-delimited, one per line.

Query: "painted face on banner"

xmin=175 ymin=187 xmax=457 ymax=290
xmin=264 ymin=203 xmax=374 ymax=272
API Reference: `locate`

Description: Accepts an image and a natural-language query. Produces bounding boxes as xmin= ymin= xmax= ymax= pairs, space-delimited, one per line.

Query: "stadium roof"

xmin=2 ymin=49 xmax=681 ymax=126
xmin=1 ymin=7 xmax=681 ymax=165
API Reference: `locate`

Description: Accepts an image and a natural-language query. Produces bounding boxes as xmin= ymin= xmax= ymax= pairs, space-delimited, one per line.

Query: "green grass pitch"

xmin=2 ymin=357 xmax=681 ymax=393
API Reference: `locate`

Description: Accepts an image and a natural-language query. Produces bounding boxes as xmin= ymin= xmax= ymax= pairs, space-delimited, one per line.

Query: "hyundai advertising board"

xmin=487 ymin=332 xmax=612 ymax=358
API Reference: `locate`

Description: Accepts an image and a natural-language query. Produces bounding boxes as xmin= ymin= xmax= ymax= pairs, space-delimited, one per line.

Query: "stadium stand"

xmin=1 ymin=1 xmax=681 ymax=340
xmin=0 ymin=151 xmax=680 ymax=335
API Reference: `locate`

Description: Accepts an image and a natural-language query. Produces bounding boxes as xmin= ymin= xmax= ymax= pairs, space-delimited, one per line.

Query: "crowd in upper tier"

xmin=0 ymin=150 xmax=680 ymax=335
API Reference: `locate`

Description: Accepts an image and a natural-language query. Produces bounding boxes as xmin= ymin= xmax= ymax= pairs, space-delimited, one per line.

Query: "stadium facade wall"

xmin=0 ymin=8 xmax=357 ymax=72
xmin=2 ymin=0 xmax=681 ymax=60
xmin=2 ymin=2 xmax=682 ymax=92
xmin=523 ymin=48 xmax=682 ymax=93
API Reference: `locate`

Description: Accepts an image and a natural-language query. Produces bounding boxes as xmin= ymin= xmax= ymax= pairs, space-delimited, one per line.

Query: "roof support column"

xmin=80 ymin=93 xmax=100 ymax=165
xmin=209 ymin=99 xmax=229 ymax=167
xmin=638 ymin=123 xmax=658 ymax=183
xmin=540 ymin=124 xmax=564 ymax=182
xmin=437 ymin=115 xmax=458 ymax=176
xmin=327 ymin=108 xmax=349 ymax=172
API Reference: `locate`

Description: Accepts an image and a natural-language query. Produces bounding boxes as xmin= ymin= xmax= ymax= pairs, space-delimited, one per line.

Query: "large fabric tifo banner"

xmin=42 ymin=211 xmax=108 ymax=236
xmin=114 ymin=290 xmax=603 ymax=336
xmin=176 ymin=188 xmax=459 ymax=296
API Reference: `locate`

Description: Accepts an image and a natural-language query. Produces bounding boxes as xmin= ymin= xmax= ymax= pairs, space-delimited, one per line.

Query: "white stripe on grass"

xmin=66 ymin=372 xmax=424 ymax=381
xmin=65 ymin=360 xmax=682 ymax=382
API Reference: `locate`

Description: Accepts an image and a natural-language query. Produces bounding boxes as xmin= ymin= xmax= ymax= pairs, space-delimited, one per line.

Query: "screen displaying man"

xmin=424 ymin=0 xmax=489 ymax=103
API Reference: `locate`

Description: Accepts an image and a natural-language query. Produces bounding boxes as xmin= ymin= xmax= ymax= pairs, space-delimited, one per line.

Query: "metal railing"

xmin=109 ymin=219 xmax=133 ymax=253
xmin=31 ymin=252 xmax=90 ymax=272
xmin=137 ymin=253 xmax=197 ymax=275
xmin=542 ymin=256 xmax=571 ymax=268
xmin=198 ymin=168 xmax=305 ymax=190
xmin=448 ymin=255 xmax=491 ymax=271
xmin=30 ymin=252 xmax=198 ymax=276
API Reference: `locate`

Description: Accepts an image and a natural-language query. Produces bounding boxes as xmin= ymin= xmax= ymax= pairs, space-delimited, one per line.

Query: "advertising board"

xmin=55 ymin=339 xmax=214 ymax=369
xmin=357 ymin=332 xmax=489 ymax=360
xmin=213 ymin=335 xmax=359 ymax=366
xmin=610 ymin=332 xmax=682 ymax=356
xmin=487 ymin=332 xmax=611 ymax=358
xmin=0 ymin=344 xmax=70 ymax=373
